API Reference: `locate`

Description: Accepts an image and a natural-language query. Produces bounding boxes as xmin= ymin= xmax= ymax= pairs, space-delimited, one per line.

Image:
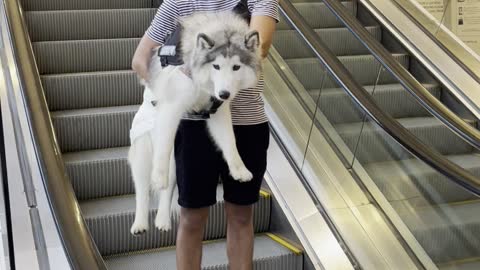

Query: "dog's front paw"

xmin=155 ymin=210 xmax=172 ymax=231
xmin=130 ymin=218 xmax=149 ymax=235
xmin=230 ymin=165 xmax=253 ymax=182
xmin=151 ymin=166 xmax=168 ymax=190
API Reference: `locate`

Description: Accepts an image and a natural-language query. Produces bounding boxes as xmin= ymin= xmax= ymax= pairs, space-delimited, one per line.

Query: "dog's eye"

xmin=213 ymin=64 xmax=220 ymax=70
xmin=232 ymin=65 xmax=241 ymax=71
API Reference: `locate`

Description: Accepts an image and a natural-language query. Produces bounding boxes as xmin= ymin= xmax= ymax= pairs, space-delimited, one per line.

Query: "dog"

xmin=128 ymin=11 xmax=261 ymax=234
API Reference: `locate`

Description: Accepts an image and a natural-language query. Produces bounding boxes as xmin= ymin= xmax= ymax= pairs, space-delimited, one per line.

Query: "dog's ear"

xmin=197 ymin=33 xmax=215 ymax=50
xmin=245 ymin=30 xmax=259 ymax=51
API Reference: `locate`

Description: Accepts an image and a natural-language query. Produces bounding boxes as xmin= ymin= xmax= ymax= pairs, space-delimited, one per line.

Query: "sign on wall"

xmin=450 ymin=0 xmax=480 ymax=54
xmin=417 ymin=0 xmax=446 ymax=21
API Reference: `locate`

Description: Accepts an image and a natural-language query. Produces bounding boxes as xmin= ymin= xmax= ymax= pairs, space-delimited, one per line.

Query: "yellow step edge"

xmin=443 ymin=199 xmax=480 ymax=207
xmin=259 ymin=189 xmax=271 ymax=198
xmin=413 ymin=198 xmax=480 ymax=211
xmin=265 ymin=233 xmax=303 ymax=255
xmin=438 ymin=256 xmax=480 ymax=267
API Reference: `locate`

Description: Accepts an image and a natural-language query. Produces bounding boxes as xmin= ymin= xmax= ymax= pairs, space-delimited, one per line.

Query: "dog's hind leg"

xmin=150 ymin=103 xmax=184 ymax=190
xmin=129 ymin=137 xmax=152 ymax=235
xmin=155 ymin=149 xmax=177 ymax=231
xmin=207 ymin=105 xmax=253 ymax=182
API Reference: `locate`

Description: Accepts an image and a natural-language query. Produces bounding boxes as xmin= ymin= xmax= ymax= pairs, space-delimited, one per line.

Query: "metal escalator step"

xmin=25 ymin=9 xmax=156 ymax=42
xmin=20 ymin=0 xmax=153 ymax=11
xmin=313 ymin=83 xmax=441 ymax=124
xmin=33 ymin=38 xmax=140 ymax=74
xmin=396 ymin=200 xmax=480 ymax=263
xmin=81 ymin=186 xmax=271 ymax=255
xmin=63 ymin=146 xmax=132 ymax=200
xmin=51 ymin=105 xmax=138 ymax=152
xmin=42 ymin=70 xmax=142 ymax=111
xmin=335 ymin=117 xmax=474 ymax=163
xmin=274 ymin=25 xmax=381 ymax=58
xmin=278 ymin=1 xmax=355 ymax=30
xmin=64 ymin=145 xmax=241 ymax=200
xmin=104 ymin=235 xmax=302 ymax=270
xmin=285 ymin=53 xmax=410 ymax=89
xmin=364 ymin=153 xmax=480 ymax=205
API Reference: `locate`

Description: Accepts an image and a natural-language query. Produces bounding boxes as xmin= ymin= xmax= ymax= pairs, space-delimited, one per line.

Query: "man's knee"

xmin=179 ymin=207 xmax=209 ymax=232
xmin=226 ymin=203 xmax=253 ymax=228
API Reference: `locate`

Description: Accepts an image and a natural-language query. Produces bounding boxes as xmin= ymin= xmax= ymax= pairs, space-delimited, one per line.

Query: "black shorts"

xmin=174 ymin=120 xmax=270 ymax=208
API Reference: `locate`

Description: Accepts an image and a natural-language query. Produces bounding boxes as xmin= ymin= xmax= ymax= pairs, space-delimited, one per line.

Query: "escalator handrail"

xmin=3 ymin=0 xmax=107 ymax=269
xmin=321 ymin=0 xmax=480 ymax=151
xmin=390 ymin=0 xmax=480 ymax=84
xmin=279 ymin=0 xmax=480 ymax=195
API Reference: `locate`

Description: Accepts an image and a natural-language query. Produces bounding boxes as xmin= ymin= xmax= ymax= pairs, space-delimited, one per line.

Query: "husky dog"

xmin=128 ymin=11 xmax=261 ymax=234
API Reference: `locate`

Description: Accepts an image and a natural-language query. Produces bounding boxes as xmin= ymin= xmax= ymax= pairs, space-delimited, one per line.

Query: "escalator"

xmin=19 ymin=1 xmax=308 ymax=269
xmin=270 ymin=1 xmax=480 ymax=269
xmin=2 ymin=0 xmax=479 ymax=269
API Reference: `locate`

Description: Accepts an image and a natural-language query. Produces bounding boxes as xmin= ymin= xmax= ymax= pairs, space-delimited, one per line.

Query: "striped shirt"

xmin=146 ymin=0 xmax=279 ymax=125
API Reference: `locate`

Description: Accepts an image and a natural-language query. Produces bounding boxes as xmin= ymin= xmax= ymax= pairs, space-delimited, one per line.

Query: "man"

xmin=131 ymin=1 xmax=278 ymax=269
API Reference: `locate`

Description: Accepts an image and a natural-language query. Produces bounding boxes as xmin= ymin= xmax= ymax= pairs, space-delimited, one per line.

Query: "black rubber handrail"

xmin=321 ymin=0 xmax=480 ymax=151
xmin=279 ymin=0 xmax=480 ymax=195
xmin=3 ymin=0 xmax=107 ymax=269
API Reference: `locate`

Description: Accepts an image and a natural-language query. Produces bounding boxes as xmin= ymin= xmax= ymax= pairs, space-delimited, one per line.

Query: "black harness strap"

xmin=185 ymin=97 xmax=224 ymax=120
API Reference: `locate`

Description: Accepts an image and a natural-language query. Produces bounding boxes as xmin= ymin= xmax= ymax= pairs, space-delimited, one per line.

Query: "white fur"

xmin=128 ymin=11 xmax=261 ymax=235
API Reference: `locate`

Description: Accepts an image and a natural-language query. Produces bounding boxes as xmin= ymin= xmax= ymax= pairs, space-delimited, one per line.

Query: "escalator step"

xmin=25 ymin=9 xmax=156 ymax=42
xmin=313 ymin=83 xmax=441 ymax=124
xmin=81 ymin=186 xmax=271 ymax=255
xmin=42 ymin=70 xmax=142 ymax=111
xmin=51 ymin=105 xmax=138 ymax=152
xmin=285 ymin=53 xmax=410 ymax=89
xmin=396 ymin=200 xmax=480 ymax=263
xmin=274 ymin=25 xmax=381 ymax=58
xmin=33 ymin=38 xmax=140 ymax=74
xmin=364 ymin=153 xmax=480 ymax=205
xmin=278 ymin=1 xmax=355 ymax=30
xmin=20 ymin=0 xmax=154 ymax=11
xmin=63 ymin=146 xmax=132 ymax=200
xmin=104 ymin=235 xmax=303 ymax=270
xmin=335 ymin=117 xmax=475 ymax=163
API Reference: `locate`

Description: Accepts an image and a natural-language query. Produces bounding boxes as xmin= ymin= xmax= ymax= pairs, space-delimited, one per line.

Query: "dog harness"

xmin=154 ymin=0 xmax=251 ymax=120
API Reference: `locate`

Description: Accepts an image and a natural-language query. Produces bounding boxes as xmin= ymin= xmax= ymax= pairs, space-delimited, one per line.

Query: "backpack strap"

xmin=232 ymin=0 xmax=251 ymax=23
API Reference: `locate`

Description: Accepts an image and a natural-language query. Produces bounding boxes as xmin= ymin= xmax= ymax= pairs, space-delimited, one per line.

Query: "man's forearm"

xmin=250 ymin=15 xmax=277 ymax=58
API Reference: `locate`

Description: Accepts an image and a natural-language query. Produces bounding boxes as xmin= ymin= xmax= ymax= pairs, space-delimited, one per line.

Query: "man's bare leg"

xmin=225 ymin=202 xmax=254 ymax=270
xmin=176 ymin=207 xmax=209 ymax=270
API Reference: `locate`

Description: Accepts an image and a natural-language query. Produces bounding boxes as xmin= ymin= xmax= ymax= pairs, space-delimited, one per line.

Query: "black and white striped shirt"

xmin=146 ymin=0 xmax=279 ymax=125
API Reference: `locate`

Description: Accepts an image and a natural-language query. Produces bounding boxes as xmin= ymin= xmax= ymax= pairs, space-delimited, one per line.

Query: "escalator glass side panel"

xmin=272 ymin=1 xmax=480 ymax=269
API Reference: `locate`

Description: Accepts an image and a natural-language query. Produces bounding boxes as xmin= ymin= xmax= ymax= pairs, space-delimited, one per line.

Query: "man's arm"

xmin=250 ymin=15 xmax=277 ymax=59
xmin=132 ymin=0 xmax=178 ymax=80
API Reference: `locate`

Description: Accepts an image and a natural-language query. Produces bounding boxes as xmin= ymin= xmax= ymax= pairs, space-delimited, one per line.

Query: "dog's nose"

xmin=219 ymin=90 xmax=230 ymax=100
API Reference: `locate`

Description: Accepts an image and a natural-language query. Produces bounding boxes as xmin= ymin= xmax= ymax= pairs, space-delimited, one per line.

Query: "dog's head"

xmin=190 ymin=29 xmax=261 ymax=101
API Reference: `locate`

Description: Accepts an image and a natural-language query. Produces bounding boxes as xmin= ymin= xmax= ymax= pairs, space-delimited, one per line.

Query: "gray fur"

xmin=179 ymin=11 xmax=261 ymax=71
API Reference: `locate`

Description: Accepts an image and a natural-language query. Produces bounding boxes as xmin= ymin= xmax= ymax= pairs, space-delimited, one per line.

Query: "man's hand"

xmin=132 ymin=34 xmax=161 ymax=81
